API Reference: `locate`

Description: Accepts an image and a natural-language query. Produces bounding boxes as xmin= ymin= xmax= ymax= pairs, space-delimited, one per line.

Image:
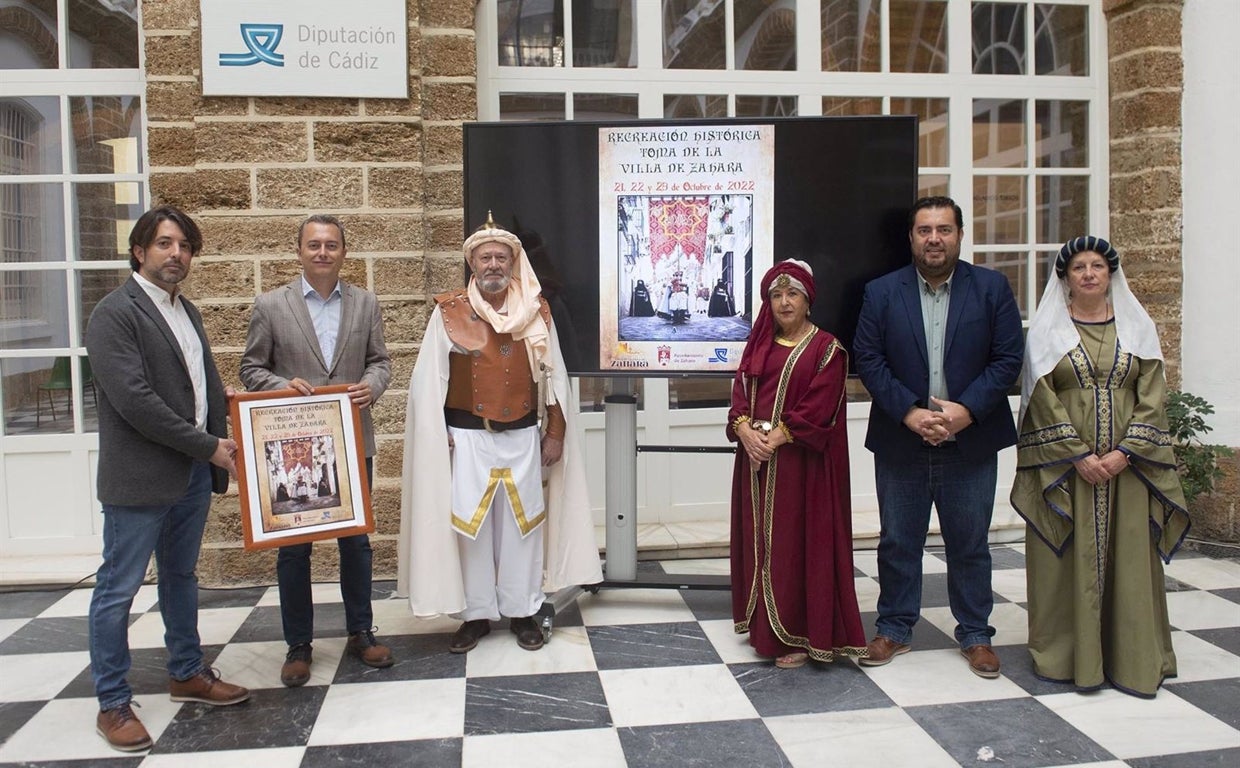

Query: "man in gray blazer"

xmin=86 ymin=205 xmax=250 ymax=753
xmin=241 ymin=215 xmax=394 ymax=687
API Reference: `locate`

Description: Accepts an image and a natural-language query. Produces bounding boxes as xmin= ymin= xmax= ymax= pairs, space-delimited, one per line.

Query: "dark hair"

xmin=128 ymin=206 xmax=202 ymax=270
xmin=297 ymin=214 xmax=347 ymax=250
xmin=908 ymin=196 xmax=964 ymax=231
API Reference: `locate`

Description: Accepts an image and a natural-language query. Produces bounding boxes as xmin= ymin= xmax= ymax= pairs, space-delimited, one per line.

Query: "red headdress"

xmin=737 ymin=259 xmax=815 ymax=377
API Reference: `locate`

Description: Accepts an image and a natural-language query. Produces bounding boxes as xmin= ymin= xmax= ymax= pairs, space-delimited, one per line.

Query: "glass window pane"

xmin=1035 ymin=4 xmax=1088 ymax=76
xmin=972 ymin=2 xmax=1026 ymax=75
xmin=893 ymin=97 xmax=949 ymax=167
xmin=0 ymin=269 xmax=70 ymax=349
xmin=736 ymin=95 xmax=797 ymax=118
xmin=822 ymin=97 xmax=881 ymax=117
xmin=1 ymin=97 xmax=63 ymax=174
xmin=918 ymin=174 xmax=950 ymax=199
xmin=67 ymin=0 xmax=138 ymax=69
xmin=0 ymin=1 xmax=59 ymax=69
xmin=1 ymin=182 xmax=67 ymax=263
xmin=74 ymin=182 xmax=145 ymax=262
xmin=735 ymin=0 xmax=795 ymax=71
xmin=973 ymin=175 xmax=1027 ymax=245
xmin=2 ymin=355 xmax=95 ymax=435
xmin=572 ymin=0 xmax=636 ymax=67
xmin=1036 ymin=174 xmax=1088 ymax=245
xmin=664 ymin=94 xmax=727 ymax=119
xmin=820 ymin=0 xmax=879 ymax=72
xmin=975 ymin=251 xmax=1031 ymax=319
xmin=578 ymin=377 xmax=645 ymax=412
xmin=499 ymin=93 xmax=566 ymax=121
xmin=1034 ymin=250 xmax=1054 ymax=301
xmin=78 ymin=268 xmax=129 ymax=342
xmin=663 ymin=0 xmax=725 ymax=69
xmin=574 ymin=93 xmax=638 ymax=120
xmin=69 ymin=96 xmax=144 ymax=174
xmin=973 ymin=98 xmax=1026 ymax=168
xmin=668 ymin=377 xmax=730 ymax=410
xmin=498 ymin=0 xmax=565 ymax=67
xmin=890 ymin=0 xmax=947 ymax=74
xmin=1036 ymin=100 xmax=1088 ymax=168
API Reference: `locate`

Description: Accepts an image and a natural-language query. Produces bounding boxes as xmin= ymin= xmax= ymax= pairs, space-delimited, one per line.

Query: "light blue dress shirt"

xmin=301 ymin=275 xmax=342 ymax=366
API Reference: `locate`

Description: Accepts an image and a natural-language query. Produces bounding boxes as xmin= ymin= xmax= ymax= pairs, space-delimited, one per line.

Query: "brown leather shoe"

xmin=450 ymin=619 xmax=491 ymax=653
xmin=858 ymin=635 xmax=911 ymax=667
xmin=347 ymin=630 xmax=395 ymax=668
xmin=509 ymin=616 xmax=544 ymax=651
xmin=96 ymin=703 xmax=152 ymax=752
xmin=281 ymin=643 xmax=313 ymax=687
xmin=169 ymin=667 xmax=250 ymax=706
xmin=962 ymin=644 xmax=1001 ymax=678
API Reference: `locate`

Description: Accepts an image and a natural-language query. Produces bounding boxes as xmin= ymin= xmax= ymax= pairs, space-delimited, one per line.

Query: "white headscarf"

xmin=462 ymin=217 xmax=554 ymax=404
xmin=1019 ymin=241 xmax=1164 ymax=426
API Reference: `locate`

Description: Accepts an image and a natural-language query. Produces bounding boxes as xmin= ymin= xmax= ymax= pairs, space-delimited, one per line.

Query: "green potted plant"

xmin=1166 ymin=390 xmax=1233 ymax=506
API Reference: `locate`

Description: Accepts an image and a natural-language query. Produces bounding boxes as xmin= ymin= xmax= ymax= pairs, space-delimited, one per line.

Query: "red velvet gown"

xmin=726 ymin=328 xmax=867 ymax=661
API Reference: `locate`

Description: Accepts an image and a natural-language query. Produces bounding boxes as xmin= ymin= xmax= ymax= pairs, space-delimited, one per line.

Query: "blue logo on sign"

xmin=708 ymin=348 xmax=729 ymax=363
xmin=219 ymin=23 xmax=285 ymax=67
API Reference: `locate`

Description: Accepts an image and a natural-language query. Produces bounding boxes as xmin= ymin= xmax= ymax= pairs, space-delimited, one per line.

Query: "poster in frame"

xmin=230 ymin=385 xmax=373 ymax=550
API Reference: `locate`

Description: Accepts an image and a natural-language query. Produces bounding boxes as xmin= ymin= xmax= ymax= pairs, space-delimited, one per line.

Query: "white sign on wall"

xmin=200 ymin=0 xmax=408 ymax=98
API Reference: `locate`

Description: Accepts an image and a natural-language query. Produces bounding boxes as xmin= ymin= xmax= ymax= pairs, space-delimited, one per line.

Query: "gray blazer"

xmin=86 ymin=276 xmax=229 ymax=506
xmin=240 ymin=280 xmax=391 ymax=456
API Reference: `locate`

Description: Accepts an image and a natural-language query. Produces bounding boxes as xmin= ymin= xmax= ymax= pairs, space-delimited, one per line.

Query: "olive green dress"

xmin=1011 ymin=319 xmax=1190 ymax=697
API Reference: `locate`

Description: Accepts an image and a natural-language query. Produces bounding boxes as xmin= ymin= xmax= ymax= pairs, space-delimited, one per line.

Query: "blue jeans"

xmin=277 ymin=459 xmax=373 ymax=646
xmin=874 ymin=445 xmax=996 ymax=649
xmin=89 ymin=461 xmax=212 ymax=710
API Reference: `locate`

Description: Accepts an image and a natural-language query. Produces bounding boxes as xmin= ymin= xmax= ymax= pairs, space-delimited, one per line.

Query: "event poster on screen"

xmin=598 ymin=124 xmax=775 ymax=373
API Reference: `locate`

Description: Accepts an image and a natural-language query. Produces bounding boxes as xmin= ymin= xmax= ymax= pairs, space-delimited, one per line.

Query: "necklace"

xmin=1071 ymin=311 xmax=1112 ymax=379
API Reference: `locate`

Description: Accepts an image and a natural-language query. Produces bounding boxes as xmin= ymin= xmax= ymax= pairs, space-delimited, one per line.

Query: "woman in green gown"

xmin=1011 ymin=236 xmax=1190 ymax=698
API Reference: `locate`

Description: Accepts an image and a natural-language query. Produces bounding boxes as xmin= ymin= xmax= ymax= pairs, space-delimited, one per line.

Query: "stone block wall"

xmin=141 ymin=0 xmax=478 ymax=584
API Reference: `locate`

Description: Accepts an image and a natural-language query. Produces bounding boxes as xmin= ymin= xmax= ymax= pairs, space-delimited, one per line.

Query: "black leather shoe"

xmin=449 ymin=619 xmax=491 ymax=653
xmin=509 ymin=616 xmax=544 ymax=651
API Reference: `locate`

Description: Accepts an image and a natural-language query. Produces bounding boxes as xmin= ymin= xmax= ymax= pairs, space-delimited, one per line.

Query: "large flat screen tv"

xmin=463 ymin=116 xmax=916 ymax=376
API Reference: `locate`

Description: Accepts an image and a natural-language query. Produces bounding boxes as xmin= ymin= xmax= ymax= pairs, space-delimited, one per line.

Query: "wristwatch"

xmin=751 ymin=420 xmax=775 ymax=435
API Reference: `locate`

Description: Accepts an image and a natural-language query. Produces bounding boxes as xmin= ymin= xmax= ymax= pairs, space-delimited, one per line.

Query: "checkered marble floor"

xmin=1 ymin=544 xmax=1238 ymax=767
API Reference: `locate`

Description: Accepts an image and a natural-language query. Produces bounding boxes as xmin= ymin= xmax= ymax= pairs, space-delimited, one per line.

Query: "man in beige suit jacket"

xmin=241 ymin=215 xmax=394 ymax=686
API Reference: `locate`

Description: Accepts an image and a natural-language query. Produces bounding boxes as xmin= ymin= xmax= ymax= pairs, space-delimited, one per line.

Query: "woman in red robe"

xmin=727 ymin=259 xmax=867 ymax=668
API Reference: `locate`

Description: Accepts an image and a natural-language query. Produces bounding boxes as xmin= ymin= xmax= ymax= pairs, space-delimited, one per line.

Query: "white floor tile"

xmin=765 ymin=707 xmax=959 ymax=768
xmin=38 ymin=584 xmax=160 ymax=618
xmin=699 ymin=618 xmax=766 ymax=665
xmin=255 ymin=582 xmax=344 ymax=608
xmin=209 ymin=637 xmax=345 ymax=691
xmin=0 ymin=693 xmax=180 ymax=762
xmin=308 ymin=678 xmax=466 ymax=745
xmin=1038 ymin=687 xmax=1240 ymax=759
xmin=921 ymin=551 xmax=950 ymax=575
xmin=853 ymin=574 xmax=881 ymax=614
xmin=465 ymin=625 xmax=597 ymax=678
xmin=0 ymin=618 xmax=25 ymax=644
xmin=599 ymin=664 xmax=756 ymax=727
xmin=664 ymin=521 xmax=730 ymax=549
xmin=634 ymin=524 xmax=677 ymax=551
xmin=851 ymin=549 xmax=879 ymax=578
xmin=1167 ymin=630 xmax=1240 ymax=683
xmin=140 ymin=746 xmax=306 ymax=768
xmin=370 ymin=596 xmax=456 ymax=636
xmin=125 ymin=605 xmax=253 ymax=649
xmin=921 ymin=601 xmax=1029 ymax=647
xmin=659 ymin=558 xmax=730 ymax=576
xmin=1166 ymin=589 xmax=1240 ymax=631
xmin=1165 ymin=556 xmax=1240 ymax=590
xmin=860 ymin=648 xmax=1027 ymax=707
xmin=0 ymin=651 xmax=89 ymax=702
xmin=990 ymin=567 xmax=1029 ymax=604
xmin=462 ymin=728 xmax=627 ymax=768
xmin=576 ymin=588 xmax=695 ymax=626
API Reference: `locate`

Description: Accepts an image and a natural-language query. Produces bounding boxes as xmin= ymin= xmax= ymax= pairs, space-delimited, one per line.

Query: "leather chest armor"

xmin=437 ymin=290 xmax=551 ymax=422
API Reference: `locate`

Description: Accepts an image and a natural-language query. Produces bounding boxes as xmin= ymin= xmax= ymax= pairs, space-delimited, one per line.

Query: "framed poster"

xmin=230 ymin=385 xmax=373 ymax=550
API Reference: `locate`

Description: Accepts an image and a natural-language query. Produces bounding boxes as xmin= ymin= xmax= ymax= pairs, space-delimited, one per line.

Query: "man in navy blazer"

xmin=853 ymin=196 xmax=1023 ymax=678
xmin=86 ymin=206 xmax=250 ymax=752
xmin=241 ymin=215 xmax=394 ymax=687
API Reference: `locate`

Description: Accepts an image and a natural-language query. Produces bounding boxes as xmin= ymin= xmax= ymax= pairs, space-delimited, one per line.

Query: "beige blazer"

xmin=240 ymin=279 xmax=391 ymax=456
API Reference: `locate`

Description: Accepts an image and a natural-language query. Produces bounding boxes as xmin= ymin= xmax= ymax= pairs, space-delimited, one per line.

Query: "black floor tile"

xmin=679 ymin=588 xmax=734 ymax=622
xmin=0 ymin=618 xmax=92 ymax=655
xmin=301 ymin=738 xmax=462 ymax=767
xmin=730 ymin=659 xmax=892 ymax=717
xmin=153 ymin=686 xmax=327 ymax=753
xmin=1164 ymin=678 xmax=1240 ymax=730
xmin=1190 ymin=626 xmax=1240 ymax=657
xmin=587 ymin=622 xmax=721 ymax=670
xmin=906 ymin=697 xmax=1114 ymax=767
xmin=1127 ymin=746 xmax=1240 ymax=767
xmin=0 ymin=590 xmax=70 ymax=621
xmin=0 ymin=701 xmax=45 ymax=746
xmin=331 ymin=633 xmax=463 ymax=684
xmin=618 ymin=719 xmax=790 ymax=768
xmin=464 ymin=672 xmax=610 ymax=736
xmin=195 ymin=586 xmax=270 ymax=609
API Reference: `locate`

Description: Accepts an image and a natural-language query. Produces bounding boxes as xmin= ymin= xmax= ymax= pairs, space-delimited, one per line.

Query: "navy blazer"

xmin=853 ymin=261 xmax=1024 ymax=462
xmin=86 ymin=276 xmax=229 ymax=506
